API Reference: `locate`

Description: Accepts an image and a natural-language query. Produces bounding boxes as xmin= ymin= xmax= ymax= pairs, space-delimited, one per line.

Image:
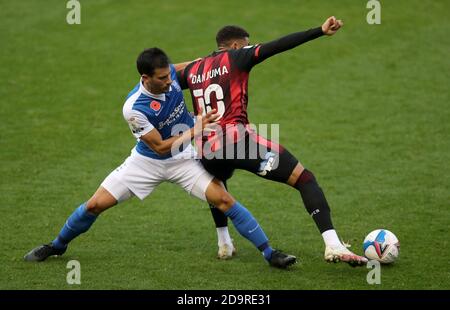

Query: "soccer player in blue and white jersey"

xmin=24 ymin=48 xmax=296 ymax=269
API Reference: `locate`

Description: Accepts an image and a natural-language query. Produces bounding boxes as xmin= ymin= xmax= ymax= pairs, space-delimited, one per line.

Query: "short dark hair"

xmin=216 ymin=25 xmax=250 ymax=47
xmin=136 ymin=47 xmax=170 ymax=76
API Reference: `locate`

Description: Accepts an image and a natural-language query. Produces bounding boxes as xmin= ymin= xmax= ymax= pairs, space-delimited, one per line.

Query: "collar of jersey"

xmin=212 ymin=50 xmax=226 ymax=56
xmin=139 ymin=78 xmax=171 ymax=101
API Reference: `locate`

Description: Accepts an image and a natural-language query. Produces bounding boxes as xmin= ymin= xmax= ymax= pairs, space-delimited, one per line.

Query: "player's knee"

xmin=288 ymin=163 xmax=305 ymax=187
xmin=208 ymin=191 xmax=234 ymax=211
xmin=86 ymin=187 xmax=118 ymax=214
xmin=220 ymin=191 xmax=234 ymax=207
xmin=86 ymin=196 xmax=115 ymax=215
xmin=214 ymin=191 xmax=234 ymax=212
xmin=85 ymin=199 xmax=103 ymax=215
xmin=294 ymin=168 xmax=316 ymax=189
xmin=206 ymin=179 xmax=235 ymax=210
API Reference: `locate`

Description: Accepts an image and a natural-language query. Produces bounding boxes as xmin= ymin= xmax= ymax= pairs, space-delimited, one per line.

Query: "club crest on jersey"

xmin=150 ymin=100 xmax=161 ymax=112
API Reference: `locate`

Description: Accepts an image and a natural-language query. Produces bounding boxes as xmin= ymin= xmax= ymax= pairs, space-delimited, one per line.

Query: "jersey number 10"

xmin=193 ymin=84 xmax=225 ymax=119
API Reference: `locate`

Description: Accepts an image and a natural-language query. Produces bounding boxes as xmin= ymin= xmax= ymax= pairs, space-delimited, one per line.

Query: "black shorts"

xmin=200 ymin=129 xmax=299 ymax=184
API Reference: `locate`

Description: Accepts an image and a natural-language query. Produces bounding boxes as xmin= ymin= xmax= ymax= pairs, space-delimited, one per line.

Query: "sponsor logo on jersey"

xmin=158 ymin=101 xmax=186 ymax=130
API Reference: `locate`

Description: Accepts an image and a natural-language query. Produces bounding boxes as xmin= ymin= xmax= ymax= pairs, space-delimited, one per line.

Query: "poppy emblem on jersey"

xmin=150 ymin=100 xmax=161 ymax=111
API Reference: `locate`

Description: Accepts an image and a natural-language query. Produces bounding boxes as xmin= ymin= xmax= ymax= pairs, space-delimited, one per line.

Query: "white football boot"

xmin=324 ymin=242 xmax=368 ymax=267
xmin=217 ymin=242 xmax=237 ymax=260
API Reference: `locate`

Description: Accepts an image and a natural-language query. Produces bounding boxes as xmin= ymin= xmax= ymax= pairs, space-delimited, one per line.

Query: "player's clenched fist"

xmin=322 ymin=16 xmax=344 ymax=36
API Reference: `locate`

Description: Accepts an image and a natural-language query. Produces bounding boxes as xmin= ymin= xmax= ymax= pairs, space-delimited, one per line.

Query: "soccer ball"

xmin=363 ymin=229 xmax=400 ymax=264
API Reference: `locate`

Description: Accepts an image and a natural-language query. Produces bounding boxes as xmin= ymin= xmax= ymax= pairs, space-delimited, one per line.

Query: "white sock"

xmin=322 ymin=229 xmax=342 ymax=248
xmin=217 ymin=227 xmax=232 ymax=247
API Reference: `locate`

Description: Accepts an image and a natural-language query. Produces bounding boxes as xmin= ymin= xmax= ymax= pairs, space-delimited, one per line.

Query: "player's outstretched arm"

xmin=139 ymin=108 xmax=219 ymax=156
xmin=256 ymin=16 xmax=343 ymax=61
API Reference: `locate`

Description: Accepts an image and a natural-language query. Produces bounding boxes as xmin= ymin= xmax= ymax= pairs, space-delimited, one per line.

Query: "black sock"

xmin=209 ymin=181 xmax=228 ymax=228
xmin=209 ymin=204 xmax=228 ymax=227
xmin=294 ymin=169 xmax=334 ymax=233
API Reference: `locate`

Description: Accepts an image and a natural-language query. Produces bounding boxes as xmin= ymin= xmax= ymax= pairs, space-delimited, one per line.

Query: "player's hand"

xmin=195 ymin=106 xmax=220 ymax=133
xmin=321 ymin=16 xmax=343 ymax=36
xmin=202 ymin=108 xmax=220 ymax=129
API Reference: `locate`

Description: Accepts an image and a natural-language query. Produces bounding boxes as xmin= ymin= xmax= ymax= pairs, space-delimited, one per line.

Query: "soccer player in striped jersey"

xmin=177 ymin=17 xmax=368 ymax=266
xmin=24 ymin=48 xmax=296 ymax=269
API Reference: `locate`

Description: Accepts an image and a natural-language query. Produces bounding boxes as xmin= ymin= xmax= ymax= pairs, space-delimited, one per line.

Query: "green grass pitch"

xmin=0 ymin=0 xmax=449 ymax=290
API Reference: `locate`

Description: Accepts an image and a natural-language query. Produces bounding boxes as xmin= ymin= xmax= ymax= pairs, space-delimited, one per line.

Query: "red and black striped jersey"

xmin=177 ymin=27 xmax=324 ymax=130
xmin=178 ymin=45 xmax=263 ymax=127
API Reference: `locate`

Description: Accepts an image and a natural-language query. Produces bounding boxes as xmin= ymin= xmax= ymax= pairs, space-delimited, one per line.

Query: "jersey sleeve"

xmin=123 ymin=108 xmax=154 ymax=139
xmin=230 ymin=27 xmax=324 ymax=72
xmin=169 ymin=64 xmax=177 ymax=82
xmin=176 ymin=61 xmax=196 ymax=90
xmin=257 ymin=27 xmax=323 ymax=61
xmin=229 ymin=45 xmax=263 ymax=72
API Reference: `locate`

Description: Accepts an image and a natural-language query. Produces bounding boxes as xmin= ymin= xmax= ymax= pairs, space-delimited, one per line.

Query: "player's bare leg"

xmin=204 ymin=179 xmax=296 ymax=269
xmin=287 ymin=163 xmax=367 ymax=266
xmin=85 ymin=186 xmax=118 ymax=215
xmin=286 ymin=163 xmax=305 ymax=187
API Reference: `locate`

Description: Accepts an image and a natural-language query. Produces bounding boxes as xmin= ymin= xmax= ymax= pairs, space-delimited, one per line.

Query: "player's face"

xmin=142 ymin=66 xmax=172 ymax=94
